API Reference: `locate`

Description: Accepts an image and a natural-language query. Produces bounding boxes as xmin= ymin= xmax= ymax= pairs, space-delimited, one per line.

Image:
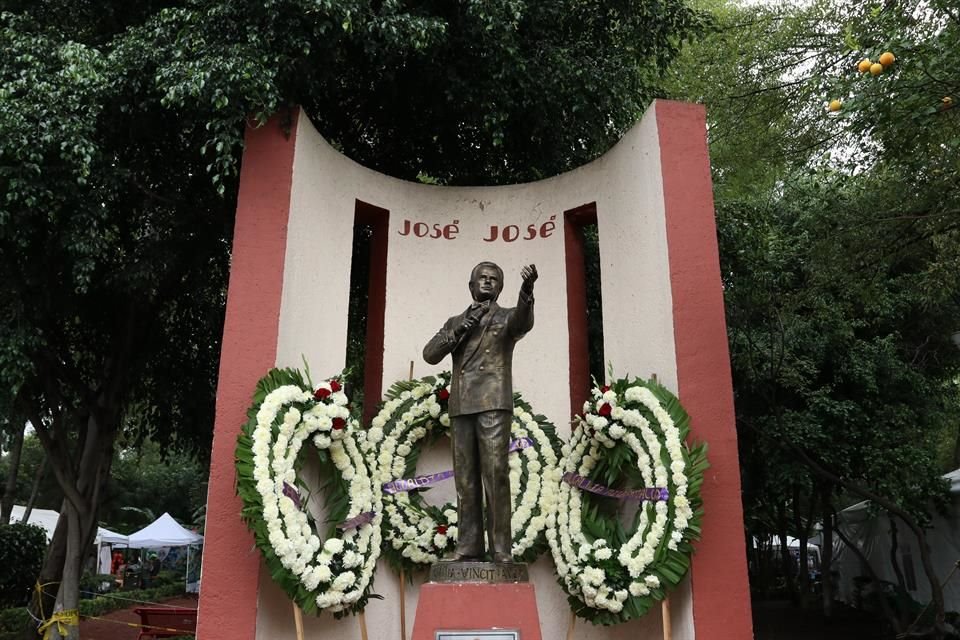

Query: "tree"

xmin=0 ymin=418 xmax=27 ymax=524
xmin=666 ymin=0 xmax=960 ymax=633
xmin=2 ymin=8 xmax=230 ymax=637
xmin=0 ymin=432 xmax=60 ymax=517
xmin=1 ymin=1 xmax=704 ymax=637
xmin=104 ymin=439 xmax=207 ymax=533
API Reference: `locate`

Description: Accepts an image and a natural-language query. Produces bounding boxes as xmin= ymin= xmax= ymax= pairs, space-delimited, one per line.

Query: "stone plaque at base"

xmin=412 ymin=582 xmax=542 ymax=640
xmin=429 ymin=560 xmax=529 ymax=584
xmin=436 ymin=632 xmax=518 ymax=640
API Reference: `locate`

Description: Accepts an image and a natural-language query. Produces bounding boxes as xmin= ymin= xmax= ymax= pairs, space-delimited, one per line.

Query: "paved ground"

xmin=79 ymin=595 xmax=197 ymax=640
xmin=77 ymin=595 xmax=888 ymax=640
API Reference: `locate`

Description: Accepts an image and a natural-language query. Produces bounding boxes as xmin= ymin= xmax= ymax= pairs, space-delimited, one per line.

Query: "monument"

xmin=198 ymin=100 xmax=752 ymax=640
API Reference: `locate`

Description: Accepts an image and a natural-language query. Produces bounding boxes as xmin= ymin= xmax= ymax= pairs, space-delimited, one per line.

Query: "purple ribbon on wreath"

xmin=382 ymin=470 xmax=455 ymax=495
xmin=381 ymin=437 xmax=536 ymax=495
xmin=282 ymin=481 xmax=303 ymax=509
xmin=284 ymin=482 xmax=374 ymax=530
xmin=562 ymin=472 xmax=669 ymax=501
xmin=337 ymin=511 xmax=377 ymax=530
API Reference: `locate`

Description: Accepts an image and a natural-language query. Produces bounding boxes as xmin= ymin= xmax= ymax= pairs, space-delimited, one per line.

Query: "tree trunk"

xmin=788 ymin=443 xmax=948 ymax=638
xmin=25 ymin=396 xmax=118 ymax=640
xmin=953 ymin=426 xmax=960 ymax=471
xmin=759 ymin=535 xmax=774 ymax=599
xmin=752 ymin=533 xmax=768 ymax=599
xmin=835 ymin=520 xmax=903 ymax=635
xmin=52 ymin=502 xmax=84 ymax=640
xmin=797 ymin=518 xmax=810 ymax=607
xmin=20 ymin=457 xmax=47 ymax=524
xmin=791 ymin=485 xmax=812 ymax=607
xmin=820 ymin=494 xmax=834 ymax=617
xmin=776 ymin=502 xmax=795 ymax=602
xmin=887 ymin=516 xmax=911 ymax=630
xmin=888 ymin=516 xmax=906 ymax=587
xmin=25 ymin=511 xmax=68 ymax=640
xmin=1 ymin=421 xmax=26 ymax=524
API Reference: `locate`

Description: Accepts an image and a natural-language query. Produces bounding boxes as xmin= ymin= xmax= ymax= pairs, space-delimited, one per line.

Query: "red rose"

xmin=436 ymin=525 xmax=448 ymax=535
xmin=438 ymin=388 xmax=450 ymax=401
xmin=598 ymin=403 xmax=612 ymax=417
xmin=330 ymin=379 xmax=342 ymax=392
xmin=601 ymin=385 xmax=611 ymax=393
xmin=314 ymin=387 xmax=331 ymax=400
xmin=332 ymin=417 xmax=346 ymax=430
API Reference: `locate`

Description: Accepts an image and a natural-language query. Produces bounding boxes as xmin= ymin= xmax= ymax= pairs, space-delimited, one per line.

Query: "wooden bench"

xmin=132 ymin=607 xmax=197 ymax=639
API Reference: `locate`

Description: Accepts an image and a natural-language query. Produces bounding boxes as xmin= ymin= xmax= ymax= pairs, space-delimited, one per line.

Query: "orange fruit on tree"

xmin=870 ymin=62 xmax=884 ymax=76
xmin=828 ymin=99 xmax=842 ymax=112
xmin=879 ymin=51 xmax=895 ymax=67
xmin=857 ymin=58 xmax=872 ymax=73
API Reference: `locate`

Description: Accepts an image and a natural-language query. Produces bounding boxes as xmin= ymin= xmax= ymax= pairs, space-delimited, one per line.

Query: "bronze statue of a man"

xmin=423 ymin=262 xmax=538 ymax=563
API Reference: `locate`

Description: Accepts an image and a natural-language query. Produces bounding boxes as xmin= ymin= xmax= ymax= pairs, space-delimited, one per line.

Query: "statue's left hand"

xmin=521 ymin=264 xmax=538 ymax=293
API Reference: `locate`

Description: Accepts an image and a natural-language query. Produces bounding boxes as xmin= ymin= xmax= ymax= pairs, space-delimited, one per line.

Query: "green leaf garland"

xmin=547 ymin=376 xmax=708 ymax=625
xmin=235 ymin=367 xmax=382 ymax=616
xmin=363 ymin=372 xmax=562 ymax=572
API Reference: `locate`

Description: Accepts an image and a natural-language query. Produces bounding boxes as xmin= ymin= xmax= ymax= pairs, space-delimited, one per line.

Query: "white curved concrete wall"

xmin=261 ymin=106 xmax=680 ymax=640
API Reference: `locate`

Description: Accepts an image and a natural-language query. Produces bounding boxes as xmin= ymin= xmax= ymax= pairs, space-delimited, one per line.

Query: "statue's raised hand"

xmin=520 ymin=264 xmax=538 ymax=295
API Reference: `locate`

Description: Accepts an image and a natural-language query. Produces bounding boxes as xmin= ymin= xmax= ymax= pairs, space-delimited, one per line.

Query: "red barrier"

xmin=132 ymin=607 xmax=197 ymax=640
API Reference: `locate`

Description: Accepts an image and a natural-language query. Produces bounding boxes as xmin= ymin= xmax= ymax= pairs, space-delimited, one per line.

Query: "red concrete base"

xmin=412 ymin=582 xmax=542 ymax=640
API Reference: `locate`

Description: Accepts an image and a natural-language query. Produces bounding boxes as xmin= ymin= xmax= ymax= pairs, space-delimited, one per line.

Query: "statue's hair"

xmin=470 ymin=261 xmax=503 ymax=283
xmin=469 ymin=261 xmax=504 ymax=300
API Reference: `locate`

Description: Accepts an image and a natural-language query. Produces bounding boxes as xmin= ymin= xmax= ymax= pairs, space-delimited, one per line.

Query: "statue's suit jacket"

xmin=423 ymin=293 xmax=534 ymax=416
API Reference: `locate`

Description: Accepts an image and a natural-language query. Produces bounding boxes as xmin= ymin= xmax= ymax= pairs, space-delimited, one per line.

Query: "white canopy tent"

xmin=10 ymin=505 xmax=129 ymax=573
xmin=125 ymin=512 xmax=203 ymax=592
xmin=126 ymin=512 xmax=203 ymax=548
xmin=10 ymin=504 xmax=129 ymax=547
xmin=834 ymin=468 xmax=960 ymax=611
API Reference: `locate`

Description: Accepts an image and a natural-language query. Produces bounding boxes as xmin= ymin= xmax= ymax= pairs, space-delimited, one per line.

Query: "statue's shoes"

xmin=493 ymin=553 xmax=513 ymax=564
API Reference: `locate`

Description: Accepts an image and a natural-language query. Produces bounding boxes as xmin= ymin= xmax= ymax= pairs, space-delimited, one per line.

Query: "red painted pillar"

xmin=196 ymin=110 xmax=299 ymax=640
xmin=658 ymin=100 xmax=753 ymax=638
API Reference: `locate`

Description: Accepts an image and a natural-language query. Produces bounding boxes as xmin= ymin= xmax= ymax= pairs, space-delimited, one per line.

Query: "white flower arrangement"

xmin=236 ymin=368 xmax=382 ymax=616
xmin=547 ymin=376 xmax=707 ymax=625
xmin=365 ymin=373 xmax=562 ymax=572
xmin=238 ymin=368 xmax=708 ymax=626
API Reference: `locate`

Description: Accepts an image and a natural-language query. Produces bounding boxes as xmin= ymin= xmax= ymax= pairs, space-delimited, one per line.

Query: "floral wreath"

xmin=360 ymin=372 xmax=562 ymax=572
xmin=235 ymin=367 xmax=382 ymax=616
xmin=547 ymin=376 xmax=708 ymax=625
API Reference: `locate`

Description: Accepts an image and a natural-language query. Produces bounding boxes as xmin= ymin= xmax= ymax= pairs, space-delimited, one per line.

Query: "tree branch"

xmin=784 ymin=442 xmax=947 ymax=637
xmin=834 ymin=512 xmax=903 ymax=633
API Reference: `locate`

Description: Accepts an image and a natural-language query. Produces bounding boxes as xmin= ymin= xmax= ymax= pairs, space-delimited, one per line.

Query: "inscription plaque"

xmin=429 ymin=561 xmax=529 ymax=584
xmin=435 ymin=631 xmax=519 ymax=640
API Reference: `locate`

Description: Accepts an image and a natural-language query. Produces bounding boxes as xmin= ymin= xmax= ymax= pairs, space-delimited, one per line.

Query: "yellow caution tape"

xmin=38 ymin=609 xmax=79 ymax=640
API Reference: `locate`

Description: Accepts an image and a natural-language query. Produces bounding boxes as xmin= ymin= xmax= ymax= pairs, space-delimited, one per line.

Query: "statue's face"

xmin=469 ymin=265 xmax=502 ymax=302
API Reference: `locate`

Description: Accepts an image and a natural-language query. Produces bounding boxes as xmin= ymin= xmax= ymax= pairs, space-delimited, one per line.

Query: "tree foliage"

xmin=667 ymin=0 xmax=960 ymax=630
xmin=0 ymin=522 xmax=46 ymax=608
xmin=1 ymin=0 xmax=704 ymax=635
xmin=105 ymin=439 xmax=207 ymax=533
xmin=123 ymin=0 xmax=706 ymax=186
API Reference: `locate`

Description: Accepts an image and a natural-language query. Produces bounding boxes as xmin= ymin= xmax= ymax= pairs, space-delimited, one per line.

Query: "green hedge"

xmin=78 ymin=583 xmax=185 ymax=617
xmin=0 ymin=607 xmax=29 ymax=640
xmin=0 ymin=523 xmax=46 ymax=608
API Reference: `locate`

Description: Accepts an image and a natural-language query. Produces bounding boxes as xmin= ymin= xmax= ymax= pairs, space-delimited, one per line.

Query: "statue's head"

xmin=469 ymin=261 xmax=503 ymax=302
